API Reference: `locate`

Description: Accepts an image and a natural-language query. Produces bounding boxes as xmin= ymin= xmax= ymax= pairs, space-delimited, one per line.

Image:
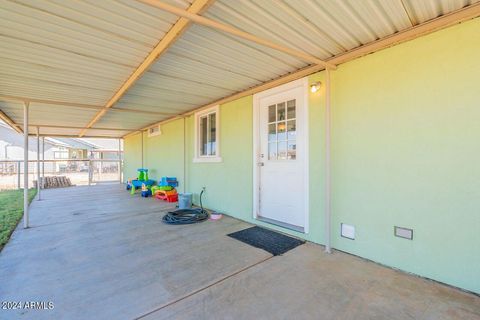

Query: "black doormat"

xmin=227 ymin=226 xmax=305 ymax=256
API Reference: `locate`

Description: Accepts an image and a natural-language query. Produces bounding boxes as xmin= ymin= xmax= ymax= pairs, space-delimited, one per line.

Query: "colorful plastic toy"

xmin=141 ymin=183 xmax=152 ymax=198
xmin=151 ymin=185 xmax=173 ymax=195
xmin=166 ymin=194 xmax=178 ymax=202
xmin=160 ymin=177 xmax=178 ymax=187
xmin=130 ymin=183 xmax=136 ymax=195
xmin=130 ymin=168 xmax=155 ymax=190
xmin=138 ymin=168 xmax=148 ymax=181
xmin=155 ymin=189 xmax=178 ymax=202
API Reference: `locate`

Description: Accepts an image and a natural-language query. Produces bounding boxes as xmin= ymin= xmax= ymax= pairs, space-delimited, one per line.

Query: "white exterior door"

xmin=254 ymin=79 xmax=308 ymax=232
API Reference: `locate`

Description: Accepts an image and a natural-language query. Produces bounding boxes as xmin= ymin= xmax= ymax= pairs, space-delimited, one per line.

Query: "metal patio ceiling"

xmin=0 ymin=0 xmax=479 ymax=138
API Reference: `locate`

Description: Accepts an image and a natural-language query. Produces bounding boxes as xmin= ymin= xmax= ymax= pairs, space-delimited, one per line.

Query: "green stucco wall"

xmin=124 ymin=121 xmax=186 ymax=191
xmin=328 ymin=18 xmax=480 ymax=294
xmin=124 ymin=18 xmax=480 ymax=293
xmin=186 ymin=96 xmax=255 ymax=217
xmin=144 ymin=120 xmax=186 ymax=191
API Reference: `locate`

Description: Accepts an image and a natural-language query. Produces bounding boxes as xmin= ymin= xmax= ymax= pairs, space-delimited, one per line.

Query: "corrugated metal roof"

xmin=0 ymin=0 xmax=478 ymax=138
xmin=4 ymin=103 xmax=98 ymax=127
xmin=0 ymin=0 xmax=192 ymax=137
xmin=94 ymin=110 xmax=166 ymax=130
xmin=118 ymin=0 xmax=479 ymax=133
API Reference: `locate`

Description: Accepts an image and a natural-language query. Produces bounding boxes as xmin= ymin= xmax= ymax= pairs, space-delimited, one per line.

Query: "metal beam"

xmin=127 ymin=2 xmax=480 ymax=136
xmin=23 ymin=102 xmax=29 ymax=229
xmin=36 ymin=126 xmax=41 ymax=201
xmin=78 ymin=0 xmax=216 ymax=137
xmin=19 ymin=124 xmax=133 ymax=131
xmin=109 ymin=108 xmax=173 ymax=116
xmin=118 ymin=139 xmax=122 ymax=184
xmin=41 ymin=137 xmax=45 ymax=190
xmin=324 ymin=68 xmax=332 ymax=254
xmin=27 ymin=134 xmax=124 ymax=139
xmin=0 ymin=94 xmax=172 ymax=116
xmin=138 ymin=0 xmax=336 ymax=70
xmin=0 ymin=109 xmax=22 ymax=133
xmin=141 ymin=132 xmax=144 ymax=168
xmin=0 ymin=94 xmax=102 ymax=110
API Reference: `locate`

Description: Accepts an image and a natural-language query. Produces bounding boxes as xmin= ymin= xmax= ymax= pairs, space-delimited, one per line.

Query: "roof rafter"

xmin=0 ymin=94 xmax=173 ymax=116
xmin=0 ymin=108 xmax=22 ymax=134
xmin=0 ymin=94 xmax=101 ymax=110
xmin=28 ymin=134 xmax=122 ymax=139
xmin=137 ymin=0 xmax=337 ymax=70
xmin=78 ymin=0 xmax=216 ymax=137
xmin=18 ymin=124 xmax=131 ymax=131
xmin=125 ymin=2 xmax=480 ymax=137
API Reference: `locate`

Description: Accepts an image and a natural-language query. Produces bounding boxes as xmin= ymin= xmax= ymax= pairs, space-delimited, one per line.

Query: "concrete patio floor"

xmin=0 ymin=185 xmax=478 ymax=320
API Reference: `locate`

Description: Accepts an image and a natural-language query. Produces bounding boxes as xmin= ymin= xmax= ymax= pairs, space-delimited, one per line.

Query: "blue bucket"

xmin=178 ymin=193 xmax=193 ymax=209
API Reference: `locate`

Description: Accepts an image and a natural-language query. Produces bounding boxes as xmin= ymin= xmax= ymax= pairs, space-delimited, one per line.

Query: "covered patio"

xmin=1 ymin=0 xmax=480 ymax=318
xmin=1 ymin=184 xmax=478 ymax=319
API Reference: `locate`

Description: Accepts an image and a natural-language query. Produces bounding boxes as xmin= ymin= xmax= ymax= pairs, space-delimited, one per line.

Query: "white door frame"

xmin=252 ymin=77 xmax=309 ymax=233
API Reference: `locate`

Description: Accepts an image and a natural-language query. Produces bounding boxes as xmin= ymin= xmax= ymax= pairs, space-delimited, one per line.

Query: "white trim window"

xmin=194 ymin=105 xmax=221 ymax=163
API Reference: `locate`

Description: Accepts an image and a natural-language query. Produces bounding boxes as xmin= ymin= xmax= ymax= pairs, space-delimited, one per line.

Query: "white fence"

xmin=0 ymin=159 xmax=123 ymax=190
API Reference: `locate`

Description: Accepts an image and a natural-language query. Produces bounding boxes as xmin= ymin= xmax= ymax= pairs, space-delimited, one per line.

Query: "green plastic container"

xmin=137 ymin=168 xmax=148 ymax=181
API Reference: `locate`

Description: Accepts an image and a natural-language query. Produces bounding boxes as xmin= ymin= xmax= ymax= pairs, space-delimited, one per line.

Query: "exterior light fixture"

xmin=310 ymin=82 xmax=321 ymax=93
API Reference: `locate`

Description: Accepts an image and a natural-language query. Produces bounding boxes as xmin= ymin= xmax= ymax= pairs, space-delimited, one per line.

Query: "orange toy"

xmin=155 ymin=189 xmax=178 ymax=202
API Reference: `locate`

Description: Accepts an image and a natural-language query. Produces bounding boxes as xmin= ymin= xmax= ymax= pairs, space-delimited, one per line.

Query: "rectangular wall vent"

xmin=394 ymin=226 xmax=413 ymax=240
xmin=341 ymin=223 xmax=355 ymax=240
xmin=147 ymin=125 xmax=161 ymax=137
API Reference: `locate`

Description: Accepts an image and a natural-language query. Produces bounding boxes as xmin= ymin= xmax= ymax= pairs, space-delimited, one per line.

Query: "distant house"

xmin=0 ymin=122 xmax=122 ymax=161
xmin=81 ymin=139 xmax=123 ymax=160
xmin=0 ymin=122 xmax=122 ymax=176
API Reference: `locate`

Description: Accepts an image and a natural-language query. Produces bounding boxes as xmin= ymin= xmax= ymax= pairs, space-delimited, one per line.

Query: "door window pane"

xmin=278 ymin=141 xmax=287 ymax=160
xmin=277 ymin=102 xmax=286 ymax=121
xmin=268 ymin=105 xmax=276 ymax=123
xmin=287 ymin=120 xmax=296 ymax=140
xmin=277 ymin=122 xmax=286 ymax=140
xmin=265 ymin=100 xmax=298 ymax=161
xmin=288 ymin=141 xmax=296 ymax=160
xmin=268 ymin=142 xmax=277 ymax=160
xmin=268 ymin=123 xmax=276 ymax=141
xmin=287 ymin=100 xmax=296 ymax=119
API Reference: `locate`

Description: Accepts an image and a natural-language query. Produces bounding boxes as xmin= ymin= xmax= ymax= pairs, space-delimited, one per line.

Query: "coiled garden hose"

xmin=162 ymin=190 xmax=209 ymax=224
